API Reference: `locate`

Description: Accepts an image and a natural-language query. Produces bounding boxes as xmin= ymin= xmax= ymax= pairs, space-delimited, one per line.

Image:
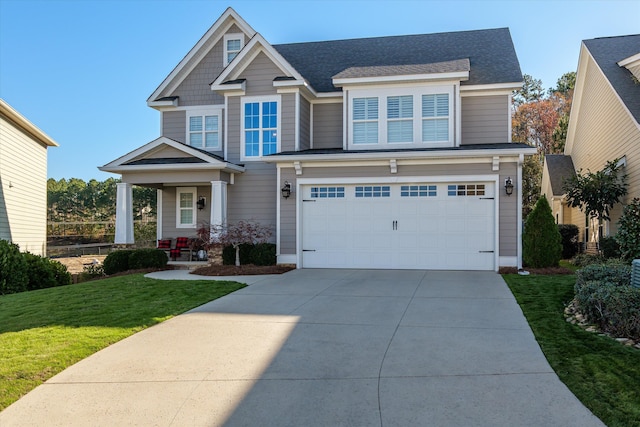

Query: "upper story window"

xmin=348 ymin=86 xmax=454 ymax=149
xmin=224 ymin=33 xmax=244 ymax=66
xmin=241 ymin=96 xmax=280 ymax=159
xmin=186 ymin=108 xmax=222 ymax=150
xmin=353 ymin=97 xmax=378 ymax=144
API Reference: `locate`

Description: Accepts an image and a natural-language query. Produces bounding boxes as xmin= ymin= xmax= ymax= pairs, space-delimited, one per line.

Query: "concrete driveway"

xmin=1 ymin=269 xmax=603 ymax=426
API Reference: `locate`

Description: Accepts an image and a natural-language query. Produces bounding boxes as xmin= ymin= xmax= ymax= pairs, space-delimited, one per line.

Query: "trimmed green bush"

xmin=571 ymin=253 xmax=605 ymax=267
xmin=128 ymin=249 xmax=168 ymax=270
xmin=575 ymin=263 xmax=631 ymax=288
xmin=103 ymin=250 xmax=133 ymax=275
xmin=222 ymin=243 xmax=252 ymax=265
xmin=23 ymin=253 xmax=71 ymax=290
xmin=0 ymin=240 xmax=28 ymax=295
xmin=616 ymin=197 xmax=640 ymax=260
xmin=249 ymin=243 xmax=276 ymax=266
xmin=523 ymin=196 xmax=562 ymax=268
xmin=558 ymin=224 xmax=579 ymax=259
xmin=599 ymin=236 xmax=621 ymax=259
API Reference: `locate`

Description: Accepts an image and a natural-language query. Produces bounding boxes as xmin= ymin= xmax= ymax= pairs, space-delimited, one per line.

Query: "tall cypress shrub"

xmin=523 ymin=195 xmax=562 ymax=268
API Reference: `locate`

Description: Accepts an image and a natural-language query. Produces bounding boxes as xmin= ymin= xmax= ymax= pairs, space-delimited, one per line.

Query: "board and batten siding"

xmin=277 ymin=161 xmax=519 ymax=260
xmin=0 ymin=116 xmax=49 ymax=255
xmin=280 ymin=93 xmax=296 ymax=152
xmin=312 ymin=102 xmax=343 ymax=149
xmin=568 ymin=54 xmax=640 ymax=233
xmin=461 ymin=95 xmax=509 ymax=145
xmin=299 ymin=97 xmax=311 ymax=150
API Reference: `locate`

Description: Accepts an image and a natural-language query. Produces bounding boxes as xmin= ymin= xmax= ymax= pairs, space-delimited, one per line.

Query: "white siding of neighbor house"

xmin=0 ymin=116 xmax=49 ymax=255
xmin=312 ymin=102 xmax=343 ymax=149
xmin=566 ymin=53 xmax=640 ymax=235
xmin=461 ymin=95 xmax=509 ymax=144
xmin=277 ymin=161 xmax=519 ymax=258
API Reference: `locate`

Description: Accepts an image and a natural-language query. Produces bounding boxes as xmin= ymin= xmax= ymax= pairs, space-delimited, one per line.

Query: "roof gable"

xmin=584 ymin=34 xmax=640 ymax=125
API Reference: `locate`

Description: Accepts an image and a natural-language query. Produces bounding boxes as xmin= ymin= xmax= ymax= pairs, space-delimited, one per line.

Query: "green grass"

xmin=503 ymin=273 xmax=640 ymax=427
xmin=0 ymin=274 xmax=245 ymax=410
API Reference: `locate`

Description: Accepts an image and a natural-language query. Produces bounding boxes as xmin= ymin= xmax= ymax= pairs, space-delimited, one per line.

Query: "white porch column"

xmin=115 ymin=182 xmax=134 ymax=244
xmin=210 ymin=181 xmax=227 ymax=228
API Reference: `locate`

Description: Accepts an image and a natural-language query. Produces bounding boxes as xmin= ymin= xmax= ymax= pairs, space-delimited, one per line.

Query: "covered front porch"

xmin=99 ymin=136 xmax=245 ymax=247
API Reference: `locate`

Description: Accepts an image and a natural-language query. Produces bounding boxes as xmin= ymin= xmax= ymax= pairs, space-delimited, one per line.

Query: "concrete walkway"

xmin=1 ymin=269 xmax=604 ymax=426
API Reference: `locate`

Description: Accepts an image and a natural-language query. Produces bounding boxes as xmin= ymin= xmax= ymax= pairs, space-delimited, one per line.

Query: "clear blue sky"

xmin=1 ymin=0 xmax=638 ymax=181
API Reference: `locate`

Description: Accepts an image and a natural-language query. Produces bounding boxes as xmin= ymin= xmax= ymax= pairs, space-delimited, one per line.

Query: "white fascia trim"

xmin=276 ymin=156 xmax=518 ymax=170
xmin=147 ymin=98 xmax=179 ymax=109
xmin=273 ymin=79 xmax=306 ymax=87
xmin=211 ymin=34 xmax=306 ymax=88
xmin=460 ymin=82 xmax=523 ymax=92
xmin=499 ymin=256 xmax=517 ymax=267
xmin=565 ymin=43 xmax=590 ymax=154
xmin=460 ymin=89 xmax=514 ymax=97
xmin=148 ymin=7 xmax=256 ymax=103
xmin=295 ymin=174 xmax=499 ymax=185
xmin=100 ymin=136 xmax=231 ymax=168
xmin=316 ymin=92 xmax=343 ymax=99
xmin=99 ymin=163 xmax=245 ymax=174
xmin=333 ymin=71 xmax=469 ymax=87
xmin=277 ymin=254 xmax=297 ymax=265
xmin=211 ymin=81 xmax=246 ymax=93
xmin=264 ymin=147 xmax=537 ymax=163
xmin=0 ymin=99 xmax=59 ymax=147
xmin=617 ymin=52 xmax=640 ymax=67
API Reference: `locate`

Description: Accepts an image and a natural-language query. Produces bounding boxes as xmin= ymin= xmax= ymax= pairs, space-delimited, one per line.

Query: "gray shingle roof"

xmin=583 ymin=35 xmax=640 ymax=124
xmin=333 ymin=59 xmax=470 ymax=80
xmin=544 ymin=155 xmax=576 ymax=196
xmin=273 ymin=28 xmax=522 ymax=93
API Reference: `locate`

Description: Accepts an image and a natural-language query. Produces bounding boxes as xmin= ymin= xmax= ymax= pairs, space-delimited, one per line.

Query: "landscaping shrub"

xmin=127 ymin=249 xmax=168 ymax=270
xmin=80 ymin=263 xmax=105 ymax=281
xmin=558 ymin=224 xmax=580 ymax=259
xmin=571 ymin=253 xmax=605 ymax=267
xmin=103 ymin=250 xmax=133 ymax=275
xmin=599 ymin=236 xmax=621 ymax=259
xmin=0 ymin=240 xmax=28 ymax=295
xmin=222 ymin=243 xmax=252 ymax=265
xmin=23 ymin=252 xmax=71 ymax=290
xmin=575 ymin=263 xmax=631 ymax=288
xmin=616 ymin=197 xmax=640 ymax=260
xmin=523 ymin=196 xmax=562 ymax=268
xmin=249 ymin=243 xmax=276 ymax=266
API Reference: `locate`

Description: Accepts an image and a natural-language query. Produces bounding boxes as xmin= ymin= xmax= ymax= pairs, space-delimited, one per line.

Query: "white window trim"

xmin=241 ymin=95 xmax=282 ymax=161
xmin=176 ymin=187 xmax=197 ymax=229
xmin=224 ymin=33 xmax=245 ymax=66
xmin=185 ymin=107 xmax=223 ymax=151
xmin=347 ymin=85 xmax=455 ymax=150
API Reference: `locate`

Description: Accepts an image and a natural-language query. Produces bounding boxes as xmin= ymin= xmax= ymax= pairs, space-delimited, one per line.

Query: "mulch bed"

xmin=191 ymin=264 xmax=295 ymax=276
xmin=498 ymin=266 xmax=575 ymax=275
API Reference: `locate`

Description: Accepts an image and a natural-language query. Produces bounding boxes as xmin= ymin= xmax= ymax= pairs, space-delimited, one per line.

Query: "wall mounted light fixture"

xmin=504 ymin=177 xmax=514 ymax=196
xmin=197 ymin=196 xmax=206 ymax=210
xmin=281 ymin=181 xmax=291 ymax=199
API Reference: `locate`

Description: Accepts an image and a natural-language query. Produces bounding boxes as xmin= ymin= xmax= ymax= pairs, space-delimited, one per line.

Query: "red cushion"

xmin=175 ymin=237 xmax=189 ymax=249
xmin=157 ymin=239 xmax=171 ymax=249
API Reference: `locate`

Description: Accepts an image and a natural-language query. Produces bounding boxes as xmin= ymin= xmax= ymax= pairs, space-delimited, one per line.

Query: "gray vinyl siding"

xmin=299 ymin=97 xmax=311 ymax=150
xmin=162 ymin=111 xmax=187 ymax=143
xmin=239 ymin=52 xmax=282 ymax=96
xmin=312 ymin=102 xmax=343 ymax=149
xmin=227 ymin=162 xmax=277 ymax=241
xmin=160 ymin=185 xmax=212 ymax=239
xmin=277 ymin=161 xmax=519 ymax=261
xmin=0 ymin=116 xmax=49 ymax=255
xmin=281 ymin=93 xmax=296 ymax=152
xmin=461 ymin=95 xmax=509 ymax=145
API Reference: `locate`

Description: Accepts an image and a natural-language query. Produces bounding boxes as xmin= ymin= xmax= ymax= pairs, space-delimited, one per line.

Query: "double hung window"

xmin=176 ymin=187 xmax=197 ymax=228
xmin=422 ymin=94 xmax=449 ymax=143
xmin=188 ymin=114 xmax=220 ymax=149
xmin=224 ymin=34 xmax=244 ymax=66
xmin=387 ymin=95 xmax=413 ymax=143
xmin=242 ymin=97 xmax=279 ymax=158
xmin=353 ymin=97 xmax=379 ymax=144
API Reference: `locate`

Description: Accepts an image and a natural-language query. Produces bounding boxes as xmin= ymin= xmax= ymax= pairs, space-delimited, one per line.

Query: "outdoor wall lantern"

xmin=504 ymin=177 xmax=514 ymax=196
xmin=197 ymin=196 xmax=206 ymax=210
xmin=281 ymin=181 xmax=291 ymax=199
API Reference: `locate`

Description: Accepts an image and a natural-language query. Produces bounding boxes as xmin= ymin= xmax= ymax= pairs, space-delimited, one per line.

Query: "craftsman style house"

xmin=542 ymin=34 xmax=639 ymax=245
xmin=100 ymin=7 xmax=535 ymax=271
xmin=1 ymin=99 xmax=59 ymax=256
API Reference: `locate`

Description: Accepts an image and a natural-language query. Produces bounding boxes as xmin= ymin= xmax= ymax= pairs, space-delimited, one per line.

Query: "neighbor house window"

xmin=387 ymin=95 xmax=413 ymax=143
xmin=242 ymin=96 xmax=280 ymax=158
xmin=422 ymin=94 xmax=449 ymax=143
xmin=188 ymin=114 xmax=220 ymax=149
xmin=224 ymin=33 xmax=244 ymax=66
xmin=353 ymin=97 xmax=378 ymax=144
xmin=176 ymin=187 xmax=197 ymax=228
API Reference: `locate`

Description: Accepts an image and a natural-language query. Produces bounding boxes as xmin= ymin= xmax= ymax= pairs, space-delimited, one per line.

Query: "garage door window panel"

xmin=355 ymin=186 xmax=390 ymax=197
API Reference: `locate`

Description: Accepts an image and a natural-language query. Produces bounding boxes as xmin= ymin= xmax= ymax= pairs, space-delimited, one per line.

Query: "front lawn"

xmin=503 ymin=273 xmax=640 ymax=427
xmin=0 ymin=274 xmax=245 ymax=411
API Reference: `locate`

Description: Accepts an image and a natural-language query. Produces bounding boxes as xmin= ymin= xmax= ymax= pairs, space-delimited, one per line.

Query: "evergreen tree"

xmin=523 ymin=195 xmax=562 ymax=268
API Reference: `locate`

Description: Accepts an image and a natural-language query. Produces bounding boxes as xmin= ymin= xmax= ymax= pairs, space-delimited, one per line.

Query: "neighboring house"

xmin=0 ymin=99 xmax=59 ymax=256
xmin=542 ymin=34 xmax=640 ymax=245
xmin=100 ymin=7 xmax=535 ymax=271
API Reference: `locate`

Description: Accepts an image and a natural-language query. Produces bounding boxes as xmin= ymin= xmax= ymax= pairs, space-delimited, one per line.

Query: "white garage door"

xmin=301 ymin=182 xmax=495 ymax=270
